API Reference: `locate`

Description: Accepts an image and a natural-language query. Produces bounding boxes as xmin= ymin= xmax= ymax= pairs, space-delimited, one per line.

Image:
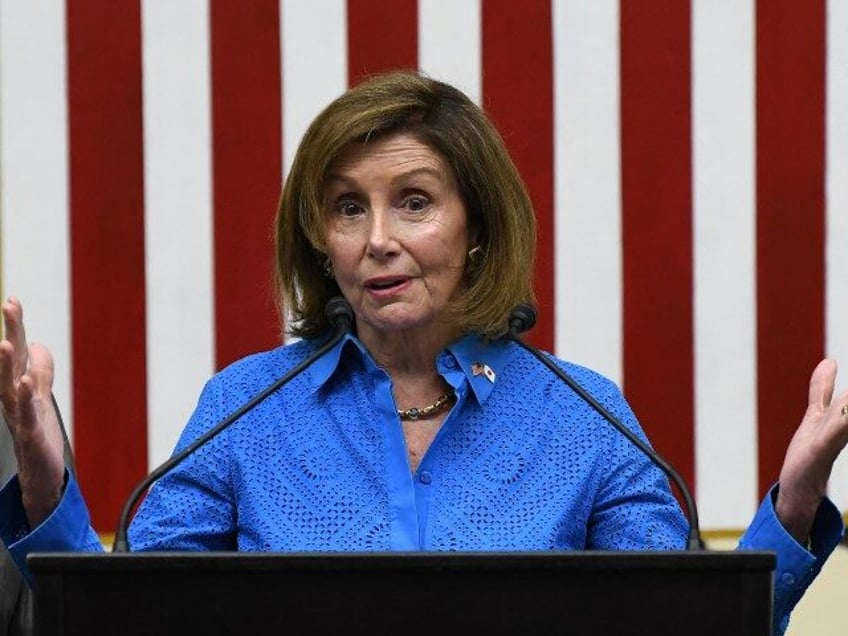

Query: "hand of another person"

xmin=0 ymin=297 xmax=66 ymax=527
xmin=775 ymin=358 xmax=848 ymax=545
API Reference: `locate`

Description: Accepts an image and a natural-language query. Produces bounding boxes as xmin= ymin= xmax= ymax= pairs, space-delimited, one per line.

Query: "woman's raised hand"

xmin=776 ymin=358 xmax=848 ymax=545
xmin=0 ymin=297 xmax=66 ymax=526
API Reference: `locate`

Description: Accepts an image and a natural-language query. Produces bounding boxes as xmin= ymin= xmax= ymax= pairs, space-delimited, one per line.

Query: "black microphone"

xmin=112 ymin=297 xmax=354 ymax=552
xmin=506 ymin=304 xmax=705 ymax=551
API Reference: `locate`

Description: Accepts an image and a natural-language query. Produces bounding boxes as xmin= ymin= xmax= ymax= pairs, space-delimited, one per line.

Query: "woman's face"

xmin=322 ymin=132 xmax=473 ymax=343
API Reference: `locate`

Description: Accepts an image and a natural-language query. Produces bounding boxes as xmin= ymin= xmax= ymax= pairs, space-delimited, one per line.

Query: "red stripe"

xmin=755 ymin=2 xmax=826 ymax=497
xmin=347 ymin=0 xmax=418 ymax=85
xmin=481 ymin=0 xmax=555 ymax=353
xmin=67 ymin=1 xmax=147 ymax=531
xmin=619 ymin=2 xmax=695 ymax=493
xmin=210 ymin=1 xmax=283 ymax=369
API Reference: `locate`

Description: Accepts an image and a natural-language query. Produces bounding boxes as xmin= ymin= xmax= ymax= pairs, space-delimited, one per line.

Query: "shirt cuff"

xmin=739 ymin=483 xmax=844 ymax=630
xmin=0 ymin=470 xmax=99 ymax=587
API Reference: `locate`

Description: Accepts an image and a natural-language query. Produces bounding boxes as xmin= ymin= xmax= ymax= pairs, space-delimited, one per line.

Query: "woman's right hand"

xmin=0 ymin=297 xmax=66 ymax=527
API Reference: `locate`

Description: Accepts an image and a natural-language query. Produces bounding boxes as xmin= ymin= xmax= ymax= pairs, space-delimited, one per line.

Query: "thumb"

xmin=808 ymin=358 xmax=837 ymax=411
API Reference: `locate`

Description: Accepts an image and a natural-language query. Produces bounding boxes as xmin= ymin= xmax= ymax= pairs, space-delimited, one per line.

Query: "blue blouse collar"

xmin=305 ymin=331 xmax=511 ymax=406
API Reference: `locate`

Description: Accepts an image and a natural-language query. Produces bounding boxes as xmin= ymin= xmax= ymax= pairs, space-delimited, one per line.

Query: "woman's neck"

xmin=358 ymin=324 xmax=458 ymax=377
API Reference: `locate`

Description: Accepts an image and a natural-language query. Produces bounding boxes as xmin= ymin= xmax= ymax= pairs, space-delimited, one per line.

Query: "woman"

xmin=1 ymin=71 xmax=847 ymax=634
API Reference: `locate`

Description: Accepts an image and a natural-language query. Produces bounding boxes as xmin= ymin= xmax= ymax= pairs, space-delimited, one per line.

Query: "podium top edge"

xmin=27 ymin=550 xmax=777 ymax=573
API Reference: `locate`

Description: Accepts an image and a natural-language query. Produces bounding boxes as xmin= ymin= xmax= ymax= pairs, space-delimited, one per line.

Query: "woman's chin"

xmin=359 ymin=303 xmax=439 ymax=335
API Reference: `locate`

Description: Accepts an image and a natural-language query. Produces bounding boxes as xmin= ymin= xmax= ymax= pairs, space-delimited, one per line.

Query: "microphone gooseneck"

xmin=505 ymin=304 xmax=704 ymax=551
xmin=112 ymin=297 xmax=354 ymax=552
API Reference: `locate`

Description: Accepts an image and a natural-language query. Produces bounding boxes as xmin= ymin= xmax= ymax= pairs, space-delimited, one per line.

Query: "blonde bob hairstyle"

xmin=274 ymin=70 xmax=536 ymax=339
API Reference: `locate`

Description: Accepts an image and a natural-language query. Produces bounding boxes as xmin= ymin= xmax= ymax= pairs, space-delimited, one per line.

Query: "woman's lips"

xmin=365 ymin=277 xmax=412 ymax=297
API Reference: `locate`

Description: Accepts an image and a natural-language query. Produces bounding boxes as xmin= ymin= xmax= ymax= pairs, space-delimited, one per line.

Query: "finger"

xmin=808 ymin=358 xmax=837 ymax=411
xmin=837 ymin=387 xmax=848 ymax=419
xmin=27 ymin=343 xmax=55 ymax=396
xmin=1 ymin=297 xmax=29 ymax=378
xmin=15 ymin=369 xmax=54 ymax=430
xmin=17 ymin=372 xmax=36 ymax=415
xmin=0 ymin=339 xmax=19 ymax=408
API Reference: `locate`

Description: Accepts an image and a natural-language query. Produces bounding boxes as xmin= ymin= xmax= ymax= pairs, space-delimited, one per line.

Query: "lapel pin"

xmin=472 ymin=362 xmax=496 ymax=383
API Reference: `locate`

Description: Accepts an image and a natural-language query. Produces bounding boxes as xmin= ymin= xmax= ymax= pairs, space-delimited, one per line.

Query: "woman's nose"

xmin=366 ymin=209 xmax=397 ymax=258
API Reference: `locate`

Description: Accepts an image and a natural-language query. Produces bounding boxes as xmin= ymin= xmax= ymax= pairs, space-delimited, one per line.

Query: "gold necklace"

xmin=397 ymin=393 xmax=455 ymax=421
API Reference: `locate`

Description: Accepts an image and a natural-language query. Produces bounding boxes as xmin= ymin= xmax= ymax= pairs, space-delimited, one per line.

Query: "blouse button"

xmin=419 ymin=471 xmax=433 ymax=485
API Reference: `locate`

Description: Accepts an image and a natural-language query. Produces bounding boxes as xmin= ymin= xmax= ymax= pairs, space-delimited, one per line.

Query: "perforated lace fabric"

xmin=128 ymin=333 xmax=689 ymax=552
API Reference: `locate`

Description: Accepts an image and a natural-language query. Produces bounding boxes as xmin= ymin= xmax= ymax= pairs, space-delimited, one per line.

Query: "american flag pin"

xmin=472 ymin=362 xmax=496 ymax=383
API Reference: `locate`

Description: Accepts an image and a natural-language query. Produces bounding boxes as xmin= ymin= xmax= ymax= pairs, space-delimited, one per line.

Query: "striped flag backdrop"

xmin=1 ymin=0 xmax=847 ymax=535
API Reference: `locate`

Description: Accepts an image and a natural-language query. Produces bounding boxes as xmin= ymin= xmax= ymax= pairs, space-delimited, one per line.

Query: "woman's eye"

xmin=335 ymin=200 xmax=362 ymax=217
xmin=404 ymin=195 xmax=429 ymax=212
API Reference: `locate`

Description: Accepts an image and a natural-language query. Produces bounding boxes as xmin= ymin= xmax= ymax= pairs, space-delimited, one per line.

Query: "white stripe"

xmin=0 ymin=2 xmax=73 ymax=437
xmin=553 ymin=0 xmax=622 ymax=384
xmin=692 ymin=0 xmax=758 ymax=528
xmin=280 ymin=0 xmax=347 ymax=178
xmin=826 ymin=0 xmax=848 ymax=512
xmin=280 ymin=0 xmax=347 ymax=339
xmin=418 ymin=0 xmax=481 ymax=105
xmin=141 ymin=0 xmax=215 ymax=468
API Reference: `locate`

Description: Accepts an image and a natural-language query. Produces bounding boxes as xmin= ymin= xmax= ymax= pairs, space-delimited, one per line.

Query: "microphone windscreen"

xmin=325 ymin=296 xmax=354 ymax=329
xmin=508 ymin=304 xmax=537 ymax=335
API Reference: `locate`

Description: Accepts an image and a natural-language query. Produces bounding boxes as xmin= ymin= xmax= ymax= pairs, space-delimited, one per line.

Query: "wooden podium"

xmin=28 ymin=550 xmax=775 ymax=635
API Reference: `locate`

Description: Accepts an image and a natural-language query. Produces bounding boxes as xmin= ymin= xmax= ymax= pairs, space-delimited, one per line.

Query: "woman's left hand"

xmin=775 ymin=358 xmax=848 ymax=545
